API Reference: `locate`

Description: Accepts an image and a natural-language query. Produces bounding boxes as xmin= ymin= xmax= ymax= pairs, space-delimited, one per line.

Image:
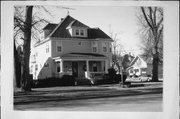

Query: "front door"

xmin=72 ymin=62 xmax=78 ymax=77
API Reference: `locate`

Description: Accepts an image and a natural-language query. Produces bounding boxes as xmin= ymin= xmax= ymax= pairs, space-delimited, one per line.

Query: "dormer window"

xmin=70 ymin=28 xmax=86 ymax=37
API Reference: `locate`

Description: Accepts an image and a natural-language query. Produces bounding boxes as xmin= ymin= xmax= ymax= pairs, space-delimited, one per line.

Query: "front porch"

xmin=53 ymin=53 xmax=109 ymax=80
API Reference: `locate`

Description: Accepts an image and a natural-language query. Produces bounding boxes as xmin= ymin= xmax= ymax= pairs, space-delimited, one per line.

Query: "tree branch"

xmin=148 ymin=7 xmax=154 ymax=27
xmin=32 ymin=19 xmax=49 ymax=26
xmin=141 ymin=7 xmax=153 ymax=30
xmin=153 ymin=7 xmax=157 ymax=26
xmin=156 ymin=17 xmax=163 ymax=29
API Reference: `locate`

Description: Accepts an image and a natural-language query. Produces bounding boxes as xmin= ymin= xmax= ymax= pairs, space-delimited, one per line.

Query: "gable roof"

xmin=67 ymin=20 xmax=89 ymax=28
xmin=43 ymin=15 xmax=111 ymax=39
xmin=128 ymin=56 xmax=147 ymax=69
xmin=88 ymin=28 xmax=111 ymax=39
xmin=43 ymin=23 xmax=58 ymax=30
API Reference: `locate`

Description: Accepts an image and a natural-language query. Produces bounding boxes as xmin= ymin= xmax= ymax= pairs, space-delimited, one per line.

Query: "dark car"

xmin=90 ymin=73 xmax=110 ymax=85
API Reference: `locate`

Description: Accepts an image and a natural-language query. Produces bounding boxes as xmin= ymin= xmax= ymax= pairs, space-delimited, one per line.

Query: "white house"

xmin=30 ymin=15 xmax=113 ymax=81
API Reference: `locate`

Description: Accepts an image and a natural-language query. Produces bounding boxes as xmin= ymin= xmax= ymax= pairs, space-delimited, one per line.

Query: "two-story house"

xmin=30 ymin=15 xmax=113 ymax=81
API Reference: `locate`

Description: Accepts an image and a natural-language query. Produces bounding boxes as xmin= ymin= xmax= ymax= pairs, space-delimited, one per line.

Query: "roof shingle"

xmin=44 ymin=15 xmax=111 ymax=39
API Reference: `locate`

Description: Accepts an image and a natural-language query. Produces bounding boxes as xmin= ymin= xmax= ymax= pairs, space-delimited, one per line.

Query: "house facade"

xmin=30 ymin=15 xmax=113 ymax=80
xmin=127 ymin=55 xmax=148 ymax=77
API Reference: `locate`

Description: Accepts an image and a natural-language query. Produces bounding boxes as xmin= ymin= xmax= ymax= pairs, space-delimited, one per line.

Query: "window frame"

xmin=92 ymin=41 xmax=98 ymax=53
xmin=102 ymin=42 xmax=108 ymax=53
xmin=56 ymin=45 xmax=62 ymax=52
xmin=75 ymin=29 xmax=79 ymax=36
xmin=80 ymin=29 xmax=84 ymax=36
xmin=46 ymin=43 xmax=49 ymax=53
xmin=92 ymin=47 xmax=97 ymax=53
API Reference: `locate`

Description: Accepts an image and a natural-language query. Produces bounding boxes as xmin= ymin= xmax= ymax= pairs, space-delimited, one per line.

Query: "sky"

xmin=33 ymin=6 xmax=143 ymax=55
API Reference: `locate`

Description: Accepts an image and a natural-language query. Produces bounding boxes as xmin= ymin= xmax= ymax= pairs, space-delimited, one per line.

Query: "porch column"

xmin=60 ymin=60 xmax=64 ymax=73
xmin=85 ymin=60 xmax=90 ymax=79
xmin=105 ymin=60 xmax=108 ymax=73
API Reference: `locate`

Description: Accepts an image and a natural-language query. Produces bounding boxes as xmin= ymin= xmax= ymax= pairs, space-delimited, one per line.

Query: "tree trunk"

xmin=14 ymin=41 xmax=21 ymax=88
xmin=152 ymin=50 xmax=159 ymax=82
xmin=21 ymin=6 xmax=33 ymax=91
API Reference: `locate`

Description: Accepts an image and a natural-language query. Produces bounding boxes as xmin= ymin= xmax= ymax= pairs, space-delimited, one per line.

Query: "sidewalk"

xmin=14 ymin=82 xmax=163 ymax=105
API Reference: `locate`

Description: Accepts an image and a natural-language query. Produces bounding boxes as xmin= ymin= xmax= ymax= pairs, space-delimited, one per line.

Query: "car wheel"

xmin=139 ymin=78 xmax=142 ymax=82
xmin=147 ymin=78 xmax=150 ymax=82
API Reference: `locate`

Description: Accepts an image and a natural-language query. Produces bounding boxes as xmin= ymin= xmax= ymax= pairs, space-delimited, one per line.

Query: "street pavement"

xmin=14 ymin=82 xmax=163 ymax=111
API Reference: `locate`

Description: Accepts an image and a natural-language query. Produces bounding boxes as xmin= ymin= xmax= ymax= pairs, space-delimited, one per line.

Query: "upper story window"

xmin=35 ymin=64 xmax=38 ymax=71
xmin=92 ymin=41 xmax=98 ymax=53
xmin=46 ymin=43 xmax=49 ymax=53
xmin=103 ymin=47 xmax=107 ymax=52
xmin=57 ymin=46 xmax=62 ymax=52
xmin=110 ymin=47 xmax=112 ymax=52
xmin=102 ymin=42 xmax=108 ymax=52
xmin=56 ymin=41 xmax=62 ymax=53
xmin=75 ymin=29 xmax=79 ymax=35
xmin=92 ymin=47 xmax=97 ymax=53
xmin=80 ymin=29 xmax=84 ymax=36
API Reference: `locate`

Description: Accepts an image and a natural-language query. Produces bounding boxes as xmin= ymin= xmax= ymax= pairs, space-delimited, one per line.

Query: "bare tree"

xmin=14 ymin=6 xmax=51 ymax=91
xmin=111 ymin=33 xmax=124 ymax=64
xmin=14 ymin=5 xmax=75 ymax=91
xmin=137 ymin=7 xmax=163 ymax=82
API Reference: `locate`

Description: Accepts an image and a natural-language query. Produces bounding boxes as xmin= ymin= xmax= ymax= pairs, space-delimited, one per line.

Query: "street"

xmin=15 ymin=93 xmax=162 ymax=111
xmin=14 ymin=82 xmax=163 ymax=111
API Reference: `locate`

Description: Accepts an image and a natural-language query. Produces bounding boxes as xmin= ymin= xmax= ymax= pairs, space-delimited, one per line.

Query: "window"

xmin=110 ymin=47 xmax=112 ymax=52
xmin=80 ymin=29 xmax=84 ymax=36
xmin=46 ymin=43 xmax=49 ymax=53
xmin=102 ymin=42 xmax=108 ymax=52
xmin=103 ymin=47 xmax=107 ymax=52
xmin=35 ymin=64 xmax=38 ymax=71
xmin=75 ymin=29 xmax=79 ymax=35
xmin=57 ymin=46 xmax=62 ymax=52
xmin=56 ymin=41 xmax=62 ymax=52
xmin=92 ymin=47 xmax=97 ymax=53
xmin=74 ymin=29 xmax=85 ymax=37
xmin=92 ymin=41 xmax=98 ymax=53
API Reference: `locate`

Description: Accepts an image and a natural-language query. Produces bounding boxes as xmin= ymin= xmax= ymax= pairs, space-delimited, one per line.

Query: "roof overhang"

xmin=53 ymin=53 xmax=107 ymax=61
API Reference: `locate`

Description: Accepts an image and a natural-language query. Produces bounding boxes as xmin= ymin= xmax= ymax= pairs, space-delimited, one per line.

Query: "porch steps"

xmin=75 ymin=78 xmax=93 ymax=85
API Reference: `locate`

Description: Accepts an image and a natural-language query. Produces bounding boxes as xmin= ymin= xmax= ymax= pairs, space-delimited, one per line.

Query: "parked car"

xmin=90 ymin=73 xmax=110 ymax=85
xmin=126 ymin=76 xmax=152 ymax=82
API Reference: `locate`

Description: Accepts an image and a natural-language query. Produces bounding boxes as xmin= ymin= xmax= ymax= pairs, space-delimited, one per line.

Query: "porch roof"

xmin=53 ymin=52 xmax=107 ymax=61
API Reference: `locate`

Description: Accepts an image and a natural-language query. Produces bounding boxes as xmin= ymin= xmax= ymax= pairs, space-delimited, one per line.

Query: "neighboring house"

xmin=30 ymin=15 xmax=113 ymax=80
xmin=127 ymin=55 xmax=148 ymax=77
